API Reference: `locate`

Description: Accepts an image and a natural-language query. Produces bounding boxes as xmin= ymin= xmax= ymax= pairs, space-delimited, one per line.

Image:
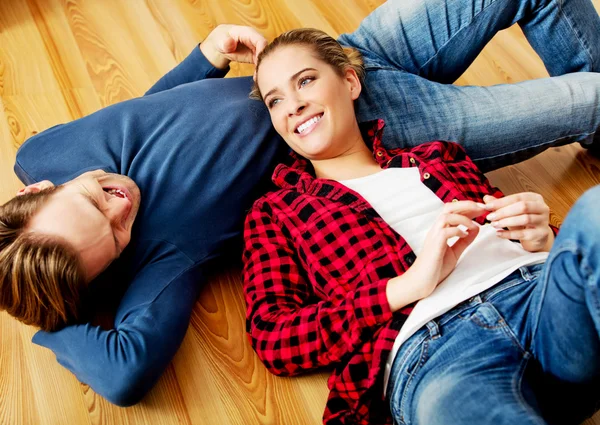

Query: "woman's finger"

xmin=483 ymin=192 xmax=544 ymax=211
xmin=450 ymin=225 xmax=480 ymax=258
xmin=495 ymin=227 xmax=546 ymax=241
xmin=486 ymin=200 xmax=548 ymax=222
xmin=442 ymin=200 xmax=487 ymax=219
xmin=435 ymin=212 xmax=479 ymax=231
xmin=490 ymin=213 xmax=546 ymax=229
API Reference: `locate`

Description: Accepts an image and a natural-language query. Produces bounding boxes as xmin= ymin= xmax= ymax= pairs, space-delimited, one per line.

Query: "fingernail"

xmin=491 ymin=221 xmax=500 ymax=228
xmin=487 ymin=213 xmax=496 ymax=220
xmin=476 ymin=203 xmax=487 ymax=209
xmin=458 ymin=224 xmax=469 ymax=234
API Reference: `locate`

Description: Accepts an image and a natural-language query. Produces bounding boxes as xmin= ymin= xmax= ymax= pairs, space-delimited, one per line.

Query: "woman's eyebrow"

xmin=263 ymin=67 xmax=318 ymax=100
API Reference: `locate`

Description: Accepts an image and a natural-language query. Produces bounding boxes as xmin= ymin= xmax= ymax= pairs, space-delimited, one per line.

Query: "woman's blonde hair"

xmin=0 ymin=189 xmax=87 ymax=331
xmin=250 ymin=28 xmax=364 ymax=100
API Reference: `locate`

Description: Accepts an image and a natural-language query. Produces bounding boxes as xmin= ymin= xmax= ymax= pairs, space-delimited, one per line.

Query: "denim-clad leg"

xmin=343 ymin=0 xmax=600 ymax=171
xmin=387 ymin=270 xmax=548 ymax=425
xmin=530 ymin=186 xmax=600 ymax=382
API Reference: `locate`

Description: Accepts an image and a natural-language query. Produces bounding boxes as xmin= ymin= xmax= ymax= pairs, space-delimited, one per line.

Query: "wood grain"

xmin=0 ymin=0 xmax=599 ymax=424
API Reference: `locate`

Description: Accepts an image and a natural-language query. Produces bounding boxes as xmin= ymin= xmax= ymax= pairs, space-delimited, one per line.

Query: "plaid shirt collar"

xmin=271 ymin=119 xmax=391 ymax=216
xmin=273 ymin=119 xmax=389 ymax=186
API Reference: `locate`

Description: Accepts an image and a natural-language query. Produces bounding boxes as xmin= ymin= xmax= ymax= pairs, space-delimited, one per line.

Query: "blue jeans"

xmin=342 ymin=0 xmax=600 ymax=171
xmin=387 ymin=185 xmax=600 ymax=425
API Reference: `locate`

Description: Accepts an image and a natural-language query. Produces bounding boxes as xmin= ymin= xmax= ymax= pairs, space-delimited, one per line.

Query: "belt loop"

xmin=425 ymin=321 xmax=440 ymax=339
xmin=519 ymin=266 xmax=534 ymax=281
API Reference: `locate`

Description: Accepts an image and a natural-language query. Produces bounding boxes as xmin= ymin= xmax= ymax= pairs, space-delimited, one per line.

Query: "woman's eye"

xmin=299 ymin=76 xmax=314 ymax=87
xmin=268 ymin=98 xmax=281 ymax=108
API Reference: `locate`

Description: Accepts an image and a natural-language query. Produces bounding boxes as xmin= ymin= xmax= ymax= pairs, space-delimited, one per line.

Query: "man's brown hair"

xmin=0 ymin=188 xmax=87 ymax=331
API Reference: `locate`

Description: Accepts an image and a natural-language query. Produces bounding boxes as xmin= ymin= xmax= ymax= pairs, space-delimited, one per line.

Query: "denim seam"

xmin=552 ymin=0 xmax=595 ymax=72
xmin=497 ymin=310 xmax=529 ymax=355
xmin=477 ymin=131 xmax=595 ymax=163
xmin=512 ymin=353 xmax=547 ymax=425
xmin=530 ymin=243 xmax=579 ymax=352
xmin=397 ymin=335 xmax=430 ymax=424
xmin=416 ymin=0 xmax=503 ymax=76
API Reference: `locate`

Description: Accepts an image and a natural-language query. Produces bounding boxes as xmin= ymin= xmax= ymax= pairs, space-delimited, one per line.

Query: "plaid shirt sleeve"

xmin=242 ymin=202 xmax=394 ymax=377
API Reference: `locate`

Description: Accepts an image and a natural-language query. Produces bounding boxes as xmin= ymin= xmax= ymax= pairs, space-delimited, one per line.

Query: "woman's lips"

xmin=295 ymin=113 xmax=324 ymax=138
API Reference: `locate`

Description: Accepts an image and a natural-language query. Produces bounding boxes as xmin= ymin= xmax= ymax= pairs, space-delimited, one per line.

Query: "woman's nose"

xmin=287 ymin=99 xmax=307 ymax=117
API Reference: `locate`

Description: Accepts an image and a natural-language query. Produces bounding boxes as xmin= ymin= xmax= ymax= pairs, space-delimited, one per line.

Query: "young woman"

xmin=242 ymin=29 xmax=600 ymax=425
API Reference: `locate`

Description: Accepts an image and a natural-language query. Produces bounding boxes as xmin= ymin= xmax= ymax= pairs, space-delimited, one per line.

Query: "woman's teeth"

xmin=297 ymin=114 xmax=322 ymax=134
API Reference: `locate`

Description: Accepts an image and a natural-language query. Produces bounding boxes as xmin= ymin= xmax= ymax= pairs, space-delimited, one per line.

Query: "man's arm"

xmin=144 ymin=45 xmax=229 ymax=96
xmin=145 ymin=24 xmax=266 ymax=96
xmin=32 ymin=256 xmax=201 ymax=406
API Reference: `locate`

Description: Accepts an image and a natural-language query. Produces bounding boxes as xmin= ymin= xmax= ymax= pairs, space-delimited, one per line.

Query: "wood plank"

xmin=0 ymin=0 xmax=599 ymax=423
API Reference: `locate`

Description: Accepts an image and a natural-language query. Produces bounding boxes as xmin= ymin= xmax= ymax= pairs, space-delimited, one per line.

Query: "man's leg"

xmin=340 ymin=0 xmax=600 ymax=82
xmin=344 ymin=0 xmax=600 ymax=170
xmin=356 ymin=69 xmax=600 ymax=171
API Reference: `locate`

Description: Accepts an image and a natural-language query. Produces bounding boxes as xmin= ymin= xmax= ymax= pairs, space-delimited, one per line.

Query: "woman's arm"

xmin=242 ymin=204 xmax=398 ymax=376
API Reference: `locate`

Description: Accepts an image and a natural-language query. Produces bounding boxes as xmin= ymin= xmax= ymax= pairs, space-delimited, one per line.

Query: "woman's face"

xmin=257 ymin=45 xmax=361 ymax=160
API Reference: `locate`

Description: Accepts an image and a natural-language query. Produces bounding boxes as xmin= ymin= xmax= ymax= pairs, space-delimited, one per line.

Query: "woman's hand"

xmin=386 ymin=201 xmax=485 ymax=312
xmin=483 ymin=192 xmax=554 ymax=252
xmin=200 ymin=24 xmax=267 ymax=69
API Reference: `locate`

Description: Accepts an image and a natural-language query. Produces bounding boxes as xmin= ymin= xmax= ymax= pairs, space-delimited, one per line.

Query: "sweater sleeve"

xmin=242 ymin=203 xmax=394 ymax=377
xmin=31 ymin=259 xmax=201 ymax=407
xmin=144 ymin=45 xmax=229 ymax=95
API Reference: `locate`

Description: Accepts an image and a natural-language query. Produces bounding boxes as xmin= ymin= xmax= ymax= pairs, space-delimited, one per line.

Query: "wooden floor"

xmin=1 ymin=1 xmax=599 ymax=424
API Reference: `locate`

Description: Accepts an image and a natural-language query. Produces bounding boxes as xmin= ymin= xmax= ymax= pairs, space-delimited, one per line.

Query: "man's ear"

xmin=16 ymin=180 xmax=55 ymax=197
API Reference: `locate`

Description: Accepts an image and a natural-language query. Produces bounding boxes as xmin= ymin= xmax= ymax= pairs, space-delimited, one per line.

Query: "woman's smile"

xmin=294 ymin=112 xmax=324 ymax=137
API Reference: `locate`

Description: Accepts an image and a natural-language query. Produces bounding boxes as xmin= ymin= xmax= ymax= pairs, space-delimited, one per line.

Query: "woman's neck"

xmin=311 ymin=135 xmax=382 ymax=181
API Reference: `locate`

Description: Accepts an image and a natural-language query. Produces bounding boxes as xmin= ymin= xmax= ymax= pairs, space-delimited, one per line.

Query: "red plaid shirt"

xmin=242 ymin=120 xmax=541 ymax=424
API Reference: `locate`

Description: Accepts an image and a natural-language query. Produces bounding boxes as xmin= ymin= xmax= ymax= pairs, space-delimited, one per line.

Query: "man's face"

xmin=26 ymin=170 xmax=141 ymax=281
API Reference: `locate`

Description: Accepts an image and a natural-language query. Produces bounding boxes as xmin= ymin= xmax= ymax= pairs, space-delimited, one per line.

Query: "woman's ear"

xmin=344 ymin=68 xmax=362 ymax=101
xmin=16 ymin=180 xmax=55 ymax=197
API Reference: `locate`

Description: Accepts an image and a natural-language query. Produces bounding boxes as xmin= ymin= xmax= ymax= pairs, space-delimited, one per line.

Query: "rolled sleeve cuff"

xmin=353 ymin=279 xmax=393 ymax=328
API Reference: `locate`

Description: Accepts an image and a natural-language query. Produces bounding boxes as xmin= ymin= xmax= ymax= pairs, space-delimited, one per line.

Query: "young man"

xmin=1 ymin=0 xmax=599 ymax=407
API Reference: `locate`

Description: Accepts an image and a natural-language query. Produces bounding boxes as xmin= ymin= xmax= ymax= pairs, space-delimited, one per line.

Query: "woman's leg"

xmin=388 ymin=284 xmax=548 ymax=425
xmin=343 ymin=0 xmax=600 ymax=170
xmin=530 ymin=185 xmax=600 ymax=384
xmin=487 ymin=186 xmax=600 ymax=423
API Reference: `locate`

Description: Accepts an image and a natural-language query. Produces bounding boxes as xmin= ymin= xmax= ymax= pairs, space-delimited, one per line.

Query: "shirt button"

xmin=409 ymin=157 xmax=415 ymax=164
xmin=452 ymin=198 xmax=458 ymax=203
xmin=423 ymin=172 xmax=431 ymax=179
xmin=376 ymin=151 xmax=384 ymax=157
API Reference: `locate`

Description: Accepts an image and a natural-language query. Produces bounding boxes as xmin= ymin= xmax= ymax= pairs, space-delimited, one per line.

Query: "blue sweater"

xmin=14 ymin=47 xmax=287 ymax=406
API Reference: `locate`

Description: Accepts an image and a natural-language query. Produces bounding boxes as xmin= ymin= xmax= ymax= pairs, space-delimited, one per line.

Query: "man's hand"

xmin=386 ymin=201 xmax=485 ymax=312
xmin=200 ymin=24 xmax=267 ymax=70
xmin=483 ymin=192 xmax=554 ymax=252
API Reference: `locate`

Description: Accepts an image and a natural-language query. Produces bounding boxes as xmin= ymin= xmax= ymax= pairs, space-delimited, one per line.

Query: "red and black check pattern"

xmin=242 ymin=120 xmax=550 ymax=425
